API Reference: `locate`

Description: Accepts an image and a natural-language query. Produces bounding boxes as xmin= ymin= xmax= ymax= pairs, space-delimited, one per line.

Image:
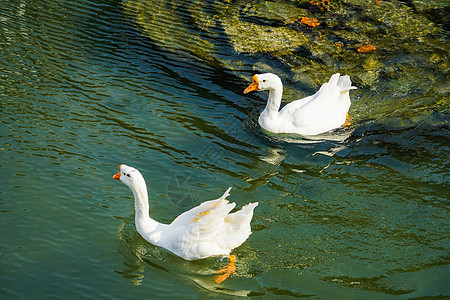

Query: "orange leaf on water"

xmin=357 ymin=44 xmax=376 ymax=53
xmin=300 ymin=17 xmax=321 ymax=28
xmin=335 ymin=41 xmax=344 ymax=48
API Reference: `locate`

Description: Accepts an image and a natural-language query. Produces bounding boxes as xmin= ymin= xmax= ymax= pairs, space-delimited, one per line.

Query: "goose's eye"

xmin=262 ymin=80 xmax=266 ymax=83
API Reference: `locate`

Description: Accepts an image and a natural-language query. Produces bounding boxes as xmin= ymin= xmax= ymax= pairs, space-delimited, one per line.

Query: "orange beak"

xmin=113 ymin=165 xmax=122 ymax=180
xmin=244 ymin=75 xmax=259 ymax=94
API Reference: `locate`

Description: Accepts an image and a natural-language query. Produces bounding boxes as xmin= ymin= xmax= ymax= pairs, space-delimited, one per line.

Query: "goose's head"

xmin=244 ymin=73 xmax=282 ymax=94
xmin=113 ymin=164 xmax=145 ymax=189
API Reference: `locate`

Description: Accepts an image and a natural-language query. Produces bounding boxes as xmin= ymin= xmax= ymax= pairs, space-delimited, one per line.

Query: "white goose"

xmin=112 ymin=164 xmax=258 ymax=263
xmin=244 ymin=73 xmax=357 ymax=136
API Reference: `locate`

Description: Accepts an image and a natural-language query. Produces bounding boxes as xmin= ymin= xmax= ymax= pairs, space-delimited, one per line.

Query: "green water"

xmin=1 ymin=0 xmax=448 ymax=298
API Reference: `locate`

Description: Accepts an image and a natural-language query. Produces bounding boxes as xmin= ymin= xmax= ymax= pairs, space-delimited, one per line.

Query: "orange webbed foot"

xmin=214 ymin=255 xmax=236 ymax=283
xmin=342 ymin=113 xmax=352 ymax=127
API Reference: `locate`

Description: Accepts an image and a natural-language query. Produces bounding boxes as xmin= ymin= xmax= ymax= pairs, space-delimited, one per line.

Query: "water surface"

xmin=1 ymin=0 xmax=448 ymax=298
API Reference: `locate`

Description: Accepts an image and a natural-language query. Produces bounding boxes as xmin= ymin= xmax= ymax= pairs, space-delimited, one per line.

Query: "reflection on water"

xmin=0 ymin=0 xmax=448 ymax=298
xmin=259 ymin=148 xmax=286 ymax=166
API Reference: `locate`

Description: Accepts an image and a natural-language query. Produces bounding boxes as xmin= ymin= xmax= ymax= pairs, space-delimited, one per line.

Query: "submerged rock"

xmin=223 ymin=19 xmax=309 ymax=54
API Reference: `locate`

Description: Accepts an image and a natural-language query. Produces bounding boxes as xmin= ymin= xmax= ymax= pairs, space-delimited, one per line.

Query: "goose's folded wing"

xmin=179 ymin=200 xmax=236 ymax=243
xmin=315 ymin=73 xmax=356 ymax=98
xmin=290 ymin=74 xmax=354 ymax=119
xmin=170 ymin=187 xmax=232 ymax=227
xmin=281 ymin=74 xmax=343 ymax=117
xmin=313 ymin=73 xmax=342 ymax=101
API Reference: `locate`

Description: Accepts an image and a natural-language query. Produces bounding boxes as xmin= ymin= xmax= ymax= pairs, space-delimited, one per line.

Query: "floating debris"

xmin=335 ymin=41 xmax=344 ymax=48
xmin=300 ymin=17 xmax=321 ymax=28
xmin=358 ymin=44 xmax=376 ymax=53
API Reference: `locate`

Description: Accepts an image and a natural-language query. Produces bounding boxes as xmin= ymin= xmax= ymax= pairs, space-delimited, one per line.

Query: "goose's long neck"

xmin=262 ymin=86 xmax=283 ymax=118
xmin=130 ymin=180 xmax=160 ymax=236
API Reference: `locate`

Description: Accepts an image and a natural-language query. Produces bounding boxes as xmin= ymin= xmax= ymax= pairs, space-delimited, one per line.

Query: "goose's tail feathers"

xmin=337 ymin=74 xmax=357 ymax=92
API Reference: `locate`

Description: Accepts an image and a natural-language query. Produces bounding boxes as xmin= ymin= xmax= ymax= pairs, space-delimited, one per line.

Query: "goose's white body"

xmin=244 ymin=73 xmax=357 ymax=136
xmin=113 ymin=164 xmax=258 ymax=261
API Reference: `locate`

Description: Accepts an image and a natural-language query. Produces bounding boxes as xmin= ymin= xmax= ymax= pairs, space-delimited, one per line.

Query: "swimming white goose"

xmin=112 ymin=164 xmax=258 ymax=262
xmin=244 ymin=73 xmax=357 ymax=136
